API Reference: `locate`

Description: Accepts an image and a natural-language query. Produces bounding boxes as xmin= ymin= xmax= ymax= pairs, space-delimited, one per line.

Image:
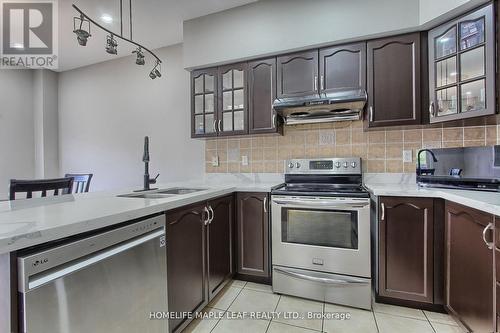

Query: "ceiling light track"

xmin=72 ymin=2 xmax=162 ymax=79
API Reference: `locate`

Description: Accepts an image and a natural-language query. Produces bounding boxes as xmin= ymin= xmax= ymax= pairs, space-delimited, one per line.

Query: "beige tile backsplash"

xmin=205 ymin=120 xmax=500 ymax=173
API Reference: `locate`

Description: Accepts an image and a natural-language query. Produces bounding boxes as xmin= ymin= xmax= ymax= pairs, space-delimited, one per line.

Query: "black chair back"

xmin=9 ymin=178 xmax=74 ymax=200
xmin=64 ymin=174 xmax=93 ymax=193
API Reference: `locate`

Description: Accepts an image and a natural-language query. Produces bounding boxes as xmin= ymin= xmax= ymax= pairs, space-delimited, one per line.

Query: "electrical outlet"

xmin=319 ymin=131 xmax=335 ymax=145
xmin=402 ymin=150 xmax=413 ymax=163
xmin=211 ymin=155 xmax=219 ymax=167
xmin=241 ymin=155 xmax=249 ymax=166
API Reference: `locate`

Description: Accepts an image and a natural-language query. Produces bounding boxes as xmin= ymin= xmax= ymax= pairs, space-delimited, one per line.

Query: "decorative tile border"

xmin=205 ymin=120 xmax=500 ymax=173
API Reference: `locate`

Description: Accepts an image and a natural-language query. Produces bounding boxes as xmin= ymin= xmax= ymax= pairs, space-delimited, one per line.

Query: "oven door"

xmin=271 ymin=195 xmax=370 ymax=278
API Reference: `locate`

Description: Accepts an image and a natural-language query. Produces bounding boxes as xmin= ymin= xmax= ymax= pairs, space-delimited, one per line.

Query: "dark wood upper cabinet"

xmin=236 ymin=192 xmax=270 ymax=279
xmin=445 ymin=202 xmax=494 ymax=333
xmin=248 ymin=58 xmax=282 ymax=135
xmin=191 ymin=68 xmax=218 ymax=138
xmin=218 ymin=63 xmax=248 ymax=136
xmin=428 ymin=4 xmax=495 ymax=123
xmin=319 ymin=42 xmax=366 ymax=93
xmin=277 ymin=50 xmax=319 ymax=98
xmin=207 ymin=196 xmax=233 ymax=298
xmin=378 ymin=197 xmax=434 ymax=303
xmin=367 ymin=33 xmax=422 ymax=128
xmin=166 ymin=203 xmax=207 ymax=332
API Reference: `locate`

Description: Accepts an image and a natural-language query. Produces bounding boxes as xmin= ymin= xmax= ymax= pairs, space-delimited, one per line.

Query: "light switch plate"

xmin=211 ymin=155 xmax=219 ymax=167
xmin=402 ymin=150 xmax=413 ymax=163
xmin=241 ymin=155 xmax=249 ymax=166
xmin=319 ymin=131 xmax=335 ymax=145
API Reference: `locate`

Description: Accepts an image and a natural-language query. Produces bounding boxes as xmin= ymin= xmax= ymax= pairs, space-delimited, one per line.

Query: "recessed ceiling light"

xmin=101 ymin=14 xmax=113 ymax=23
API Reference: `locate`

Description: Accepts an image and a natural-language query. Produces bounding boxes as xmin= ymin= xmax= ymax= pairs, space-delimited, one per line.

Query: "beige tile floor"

xmin=184 ymin=280 xmax=469 ymax=333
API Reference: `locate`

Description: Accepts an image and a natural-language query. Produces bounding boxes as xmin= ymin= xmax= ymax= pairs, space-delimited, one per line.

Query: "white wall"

xmin=0 ymin=70 xmax=35 ymax=197
xmin=33 ymin=69 xmax=59 ymax=179
xmin=58 ymin=44 xmax=205 ymax=192
xmin=183 ymin=0 xmax=420 ymax=69
xmin=419 ymin=0 xmax=489 ymax=27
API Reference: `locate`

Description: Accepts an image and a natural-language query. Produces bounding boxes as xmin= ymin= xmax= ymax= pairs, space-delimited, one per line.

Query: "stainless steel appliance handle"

xmin=273 ymin=198 xmax=368 ymax=208
xmin=482 ymin=222 xmax=494 ymax=249
xmin=272 ymin=114 xmax=276 ymax=128
xmin=320 ymin=75 xmax=324 ymax=90
xmin=208 ymin=205 xmax=214 ymax=224
xmin=429 ymin=101 xmax=435 ymax=117
xmin=314 ymin=75 xmax=318 ymax=91
xmin=274 ymin=267 xmax=369 ymax=285
xmin=28 ymin=228 xmax=165 ymax=290
xmin=369 ymin=106 xmax=374 ymax=122
xmin=381 ymin=203 xmax=385 ymax=221
xmin=263 ymin=197 xmax=267 ymax=213
xmin=203 ymin=206 xmax=210 ymax=225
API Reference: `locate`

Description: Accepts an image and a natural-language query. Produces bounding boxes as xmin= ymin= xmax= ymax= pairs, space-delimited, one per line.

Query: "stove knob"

xmin=295 ymin=162 xmax=301 ymax=169
xmin=288 ymin=162 xmax=294 ymax=169
xmin=335 ymin=162 xmax=341 ymax=168
xmin=343 ymin=162 xmax=349 ymax=168
xmin=351 ymin=162 xmax=357 ymax=168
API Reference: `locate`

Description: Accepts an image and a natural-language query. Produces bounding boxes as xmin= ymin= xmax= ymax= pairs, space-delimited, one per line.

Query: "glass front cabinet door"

xmin=191 ymin=68 xmax=218 ymax=137
xmin=428 ymin=4 xmax=495 ymax=123
xmin=218 ymin=63 xmax=248 ymax=136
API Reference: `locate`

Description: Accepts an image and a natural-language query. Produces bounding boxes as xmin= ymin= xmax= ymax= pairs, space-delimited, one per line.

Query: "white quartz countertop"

xmin=0 ymin=180 xmax=282 ymax=254
xmin=365 ymin=182 xmax=500 ymax=216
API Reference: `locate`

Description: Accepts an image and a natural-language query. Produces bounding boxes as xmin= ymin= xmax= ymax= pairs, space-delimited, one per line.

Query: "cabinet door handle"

xmin=482 ymin=222 xmax=494 ymax=249
xmin=218 ymin=120 xmax=222 ymax=132
xmin=204 ymin=206 xmax=210 ymax=225
xmin=369 ymin=106 xmax=374 ymax=122
xmin=320 ymin=75 xmax=324 ymax=90
xmin=314 ymin=75 xmax=318 ymax=91
xmin=263 ymin=196 xmax=268 ymax=213
xmin=429 ymin=101 xmax=435 ymax=117
xmin=208 ymin=206 xmax=214 ymax=224
xmin=213 ymin=120 xmax=217 ymax=133
xmin=272 ymin=114 xmax=276 ymax=128
xmin=380 ymin=203 xmax=385 ymax=221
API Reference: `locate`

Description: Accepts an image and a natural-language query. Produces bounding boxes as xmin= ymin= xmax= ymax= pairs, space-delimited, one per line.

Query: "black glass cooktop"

xmin=272 ymin=183 xmax=370 ymax=198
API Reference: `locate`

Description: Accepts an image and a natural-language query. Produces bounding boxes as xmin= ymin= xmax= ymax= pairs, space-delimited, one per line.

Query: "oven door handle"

xmin=272 ymin=198 xmax=368 ymax=208
xmin=274 ymin=267 xmax=369 ymax=286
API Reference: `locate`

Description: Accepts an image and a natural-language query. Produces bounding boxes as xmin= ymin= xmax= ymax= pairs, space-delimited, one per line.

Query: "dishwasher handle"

xmin=25 ymin=228 xmax=164 ymax=292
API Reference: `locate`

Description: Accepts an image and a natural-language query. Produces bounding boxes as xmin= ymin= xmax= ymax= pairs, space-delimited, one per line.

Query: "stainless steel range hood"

xmin=273 ymin=89 xmax=367 ymax=125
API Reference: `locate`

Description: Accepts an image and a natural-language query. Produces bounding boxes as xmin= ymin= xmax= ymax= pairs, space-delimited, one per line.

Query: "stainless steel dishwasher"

xmin=18 ymin=215 xmax=168 ymax=333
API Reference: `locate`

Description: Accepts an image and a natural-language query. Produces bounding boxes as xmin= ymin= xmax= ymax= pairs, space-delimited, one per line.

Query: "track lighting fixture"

xmin=149 ymin=61 xmax=161 ymax=80
xmin=105 ymin=34 xmax=118 ymax=55
xmin=72 ymin=1 xmax=163 ymax=78
xmin=133 ymin=47 xmax=145 ymax=65
xmin=73 ymin=14 xmax=91 ymax=46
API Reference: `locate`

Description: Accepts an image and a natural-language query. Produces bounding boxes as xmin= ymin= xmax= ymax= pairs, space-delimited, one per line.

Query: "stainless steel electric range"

xmin=271 ymin=158 xmax=371 ymax=310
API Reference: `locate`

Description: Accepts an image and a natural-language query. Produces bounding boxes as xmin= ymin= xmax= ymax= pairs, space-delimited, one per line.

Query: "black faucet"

xmin=142 ymin=136 xmax=159 ymax=191
xmin=416 ymin=149 xmax=438 ymax=176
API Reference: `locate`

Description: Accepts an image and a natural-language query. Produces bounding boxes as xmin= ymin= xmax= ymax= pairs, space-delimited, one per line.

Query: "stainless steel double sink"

xmin=118 ymin=187 xmax=207 ymax=199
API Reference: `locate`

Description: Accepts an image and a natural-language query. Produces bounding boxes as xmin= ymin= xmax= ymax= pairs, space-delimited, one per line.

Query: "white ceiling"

xmin=58 ymin=0 xmax=257 ymax=71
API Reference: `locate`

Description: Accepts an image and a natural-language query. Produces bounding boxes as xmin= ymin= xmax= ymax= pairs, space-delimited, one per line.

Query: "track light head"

xmin=73 ymin=15 xmax=91 ymax=46
xmin=150 ymin=61 xmax=161 ymax=79
xmin=149 ymin=70 xmax=157 ymax=79
xmin=105 ymin=34 xmax=118 ymax=55
xmin=133 ymin=47 xmax=145 ymax=65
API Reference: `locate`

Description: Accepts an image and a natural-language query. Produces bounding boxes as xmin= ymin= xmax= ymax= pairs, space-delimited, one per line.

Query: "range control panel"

xmin=285 ymin=158 xmax=362 ymax=174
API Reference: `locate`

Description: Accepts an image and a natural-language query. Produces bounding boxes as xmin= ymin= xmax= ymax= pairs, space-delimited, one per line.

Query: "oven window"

xmin=281 ymin=208 xmax=358 ymax=249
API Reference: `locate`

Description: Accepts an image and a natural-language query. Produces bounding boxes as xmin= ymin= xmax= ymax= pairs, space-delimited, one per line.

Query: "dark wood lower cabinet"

xmin=236 ymin=192 xmax=270 ymax=280
xmin=166 ymin=195 xmax=234 ymax=332
xmin=378 ymin=197 xmax=435 ymax=303
xmin=166 ymin=203 xmax=207 ymax=332
xmin=207 ymin=196 xmax=233 ymax=298
xmin=445 ymin=202 xmax=494 ymax=333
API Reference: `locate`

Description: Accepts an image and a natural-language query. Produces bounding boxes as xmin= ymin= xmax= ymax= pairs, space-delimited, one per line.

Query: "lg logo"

xmin=2 ymin=2 xmax=54 ymax=55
